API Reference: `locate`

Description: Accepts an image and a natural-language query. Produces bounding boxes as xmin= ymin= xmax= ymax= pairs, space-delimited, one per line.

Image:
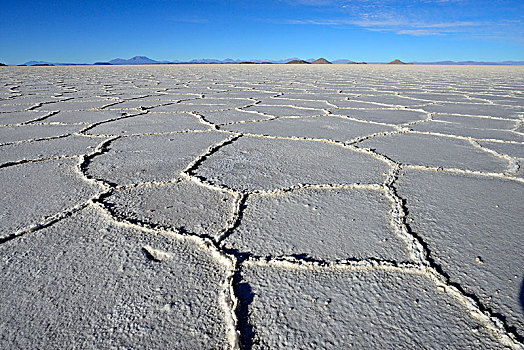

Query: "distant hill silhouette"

xmin=188 ymin=58 xmax=223 ymax=64
xmin=285 ymin=60 xmax=310 ymax=64
xmin=249 ymin=59 xmax=274 ymax=63
xmin=0 ymin=62 xmax=6 ymax=66
xmin=93 ymin=62 xmax=113 ymax=65
xmin=24 ymin=61 xmax=53 ymax=66
xmin=331 ymin=59 xmax=352 ymax=64
xmin=387 ymin=59 xmax=409 ymax=64
xmin=238 ymin=61 xmax=275 ymax=64
xmin=275 ymin=58 xmax=300 ymax=63
xmin=23 ymin=60 xmax=88 ymax=66
xmin=311 ymin=58 xmax=331 ymax=64
xmin=108 ymin=56 xmax=171 ymax=65
xmin=347 ymin=61 xmax=367 ymax=64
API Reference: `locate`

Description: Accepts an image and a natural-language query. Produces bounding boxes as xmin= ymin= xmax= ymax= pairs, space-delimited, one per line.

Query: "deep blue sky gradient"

xmin=1 ymin=0 xmax=523 ymax=64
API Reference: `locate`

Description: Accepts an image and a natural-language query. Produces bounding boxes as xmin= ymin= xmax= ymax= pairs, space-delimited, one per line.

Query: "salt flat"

xmin=0 ymin=64 xmax=523 ymax=349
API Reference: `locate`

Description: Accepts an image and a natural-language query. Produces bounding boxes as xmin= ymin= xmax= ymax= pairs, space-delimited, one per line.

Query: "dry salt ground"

xmin=0 ymin=64 xmax=523 ymax=349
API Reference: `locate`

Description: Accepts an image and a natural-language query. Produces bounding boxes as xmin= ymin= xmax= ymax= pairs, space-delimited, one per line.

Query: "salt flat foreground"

xmin=0 ymin=65 xmax=523 ymax=349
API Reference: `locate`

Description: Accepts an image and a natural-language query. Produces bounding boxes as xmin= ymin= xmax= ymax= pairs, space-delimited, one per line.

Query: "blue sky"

xmin=1 ymin=0 xmax=523 ymax=64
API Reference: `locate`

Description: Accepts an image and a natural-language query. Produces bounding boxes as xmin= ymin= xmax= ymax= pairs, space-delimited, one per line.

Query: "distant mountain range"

xmin=411 ymin=60 xmax=524 ymax=65
xmin=7 ymin=56 xmax=523 ymax=66
xmin=107 ymin=56 xmax=172 ymax=65
xmin=21 ymin=61 xmax=89 ymax=66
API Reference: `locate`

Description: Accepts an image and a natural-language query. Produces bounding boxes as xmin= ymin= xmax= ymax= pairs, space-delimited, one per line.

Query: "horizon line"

xmin=3 ymin=56 xmax=524 ymax=67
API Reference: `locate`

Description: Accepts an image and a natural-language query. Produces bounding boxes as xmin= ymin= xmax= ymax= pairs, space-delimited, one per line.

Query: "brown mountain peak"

xmin=285 ymin=59 xmax=310 ymax=64
xmin=311 ymin=58 xmax=331 ymax=64
xmin=387 ymin=59 xmax=407 ymax=64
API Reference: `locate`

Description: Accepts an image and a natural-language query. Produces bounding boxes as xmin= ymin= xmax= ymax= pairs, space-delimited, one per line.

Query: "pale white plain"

xmin=0 ymin=65 xmax=523 ymax=349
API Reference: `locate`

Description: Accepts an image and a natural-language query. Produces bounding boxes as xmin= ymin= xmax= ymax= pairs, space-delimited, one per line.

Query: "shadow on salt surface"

xmin=521 ymin=278 xmax=524 ymax=315
xmin=234 ymin=278 xmax=255 ymax=349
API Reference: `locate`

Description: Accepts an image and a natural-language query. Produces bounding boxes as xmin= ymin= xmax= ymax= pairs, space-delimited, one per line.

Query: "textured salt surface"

xmin=396 ymin=170 xmax=524 ymax=335
xmin=238 ymin=266 xmax=503 ymax=349
xmin=0 ymin=65 xmax=522 ymax=349
xmin=0 ymin=206 xmax=228 ymax=349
